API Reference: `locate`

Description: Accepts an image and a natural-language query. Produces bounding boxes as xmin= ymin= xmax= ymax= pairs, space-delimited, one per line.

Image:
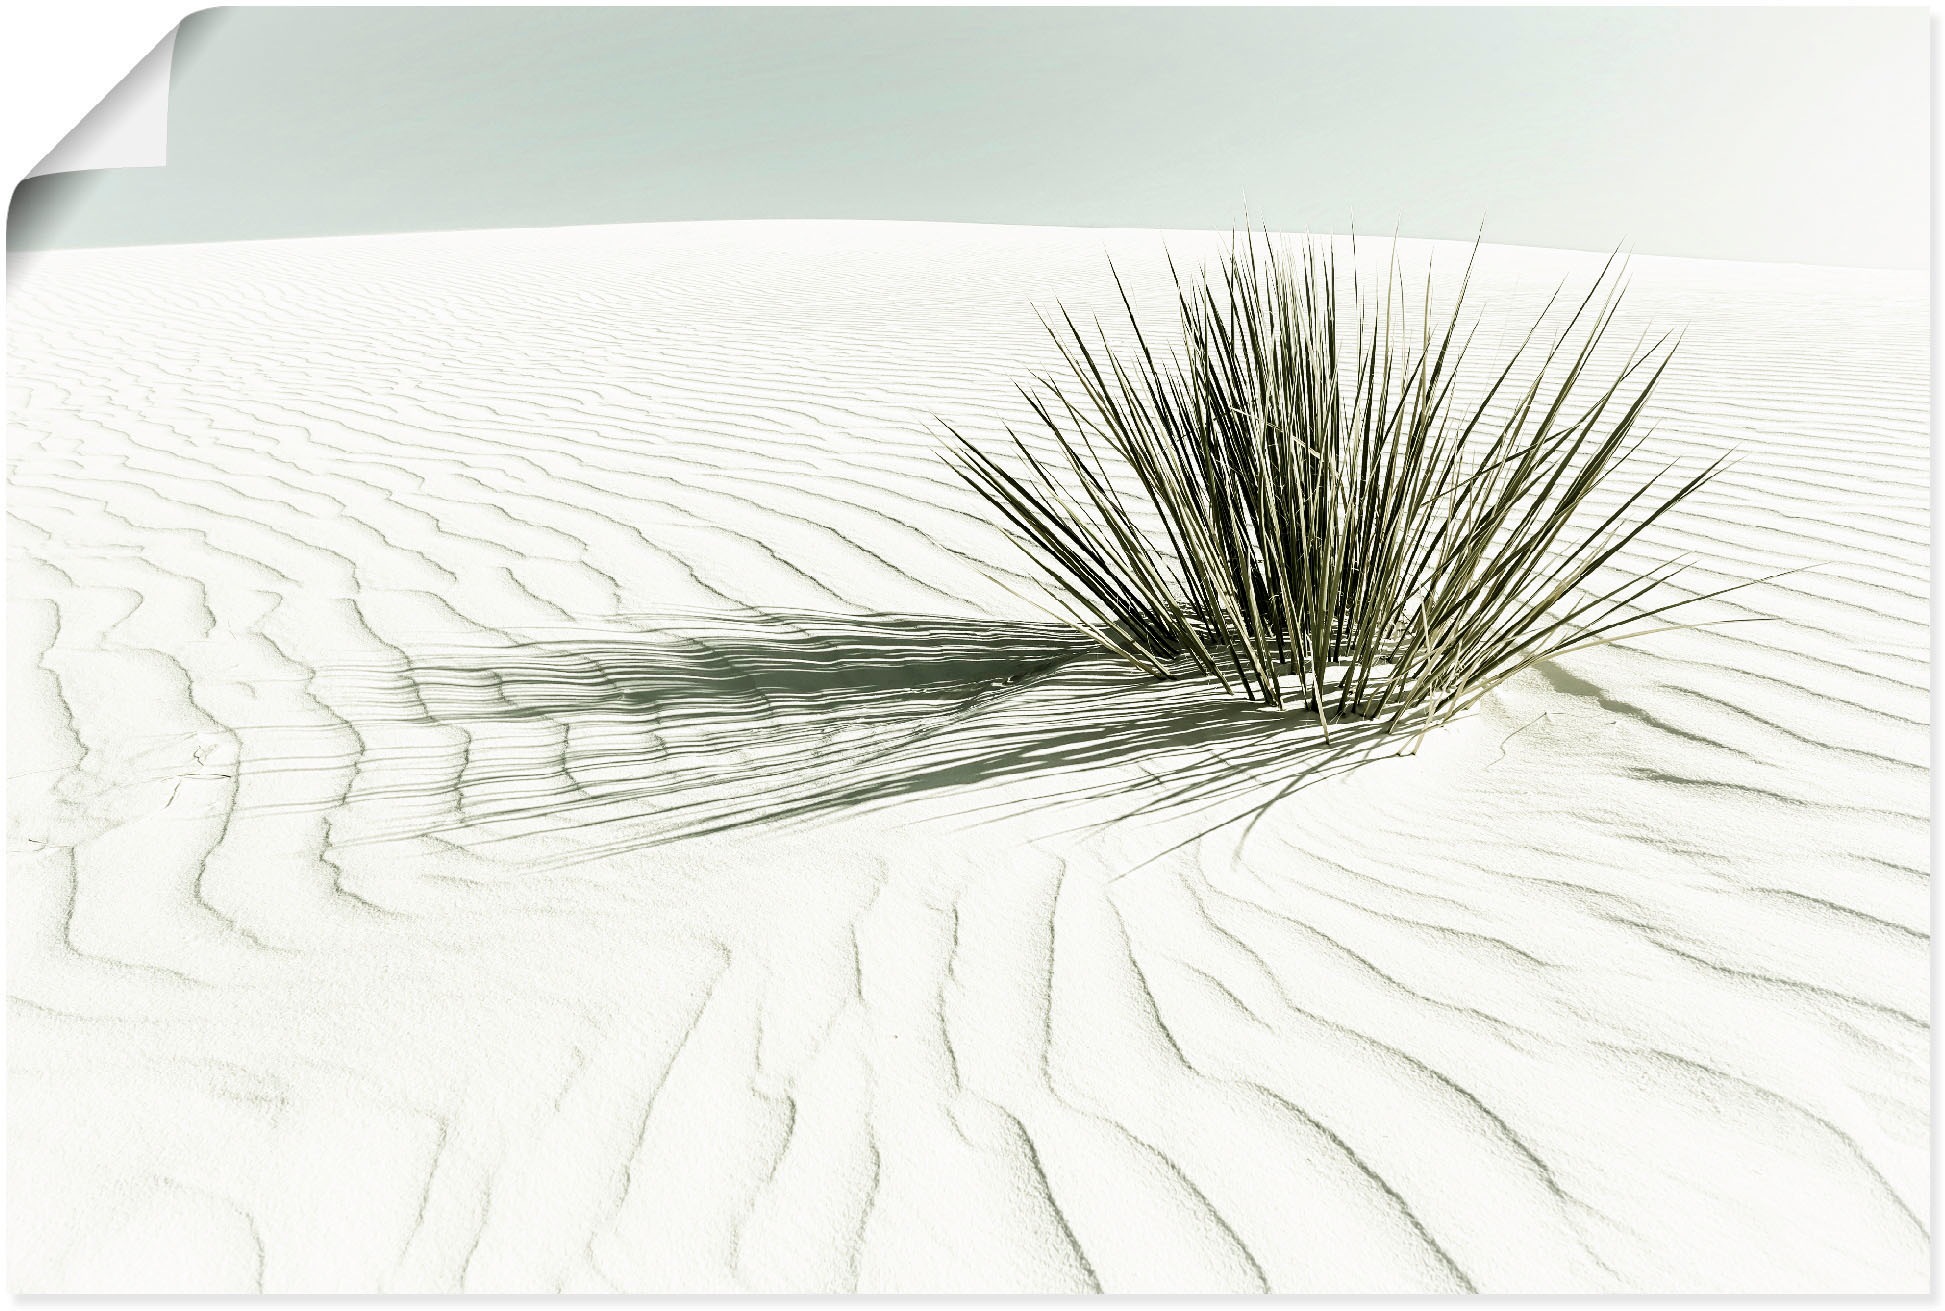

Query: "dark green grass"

xmin=945 ymin=232 xmax=1759 ymax=741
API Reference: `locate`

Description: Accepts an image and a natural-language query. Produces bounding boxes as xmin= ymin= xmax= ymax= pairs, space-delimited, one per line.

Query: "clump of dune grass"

xmin=944 ymin=232 xmax=1750 ymax=741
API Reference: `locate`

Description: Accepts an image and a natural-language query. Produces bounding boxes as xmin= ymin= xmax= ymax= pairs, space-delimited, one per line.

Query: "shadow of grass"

xmin=312 ymin=609 xmax=1402 ymax=864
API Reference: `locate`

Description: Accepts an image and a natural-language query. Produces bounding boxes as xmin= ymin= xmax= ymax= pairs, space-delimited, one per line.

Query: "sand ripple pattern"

xmin=7 ymin=222 xmax=1927 ymax=1292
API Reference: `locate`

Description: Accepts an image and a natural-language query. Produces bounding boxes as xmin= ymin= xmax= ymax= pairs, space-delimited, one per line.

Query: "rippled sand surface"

xmin=7 ymin=222 xmax=1928 ymax=1292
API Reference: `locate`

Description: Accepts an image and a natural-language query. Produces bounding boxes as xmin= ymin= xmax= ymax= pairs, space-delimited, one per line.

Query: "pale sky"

xmin=9 ymin=6 xmax=1929 ymax=266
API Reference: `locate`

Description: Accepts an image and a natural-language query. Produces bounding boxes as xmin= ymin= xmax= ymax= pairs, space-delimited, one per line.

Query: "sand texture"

xmin=7 ymin=221 xmax=1929 ymax=1292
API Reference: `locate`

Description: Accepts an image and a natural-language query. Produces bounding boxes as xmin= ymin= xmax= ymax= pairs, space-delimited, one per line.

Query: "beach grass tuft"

xmin=944 ymin=231 xmax=1749 ymax=740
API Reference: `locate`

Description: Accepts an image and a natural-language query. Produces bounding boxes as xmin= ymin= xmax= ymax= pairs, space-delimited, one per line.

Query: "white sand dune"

xmin=6 ymin=221 xmax=1928 ymax=1293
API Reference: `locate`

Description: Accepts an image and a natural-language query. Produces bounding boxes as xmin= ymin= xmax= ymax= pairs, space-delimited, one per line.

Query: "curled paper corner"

xmin=9 ymin=11 xmax=227 ymax=255
xmin=27 ymin=26 xmax=179 ymax=178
